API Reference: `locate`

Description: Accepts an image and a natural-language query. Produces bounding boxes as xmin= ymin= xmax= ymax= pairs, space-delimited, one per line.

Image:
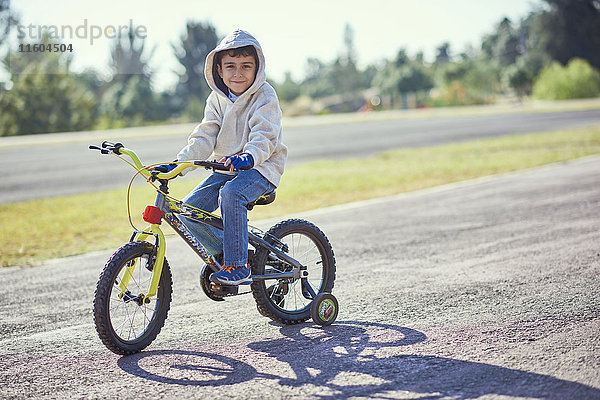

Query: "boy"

xmin=158 ymin=29 xmax=287 ymax=285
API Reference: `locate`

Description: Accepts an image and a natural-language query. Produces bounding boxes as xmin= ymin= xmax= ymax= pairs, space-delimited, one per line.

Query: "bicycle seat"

xmin=247 ymin=191 xmax=276 ymax=210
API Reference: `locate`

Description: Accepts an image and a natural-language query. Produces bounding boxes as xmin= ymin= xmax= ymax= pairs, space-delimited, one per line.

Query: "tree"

xmin=482 ymin=18 xmax=521 ymax=67
xmin=109 ymin=29 xmax=155 ymax=80
xmin=504 ymin=51 xmax=549 ymax=97
xmin=435 ymin=42 xmax=451 ymax=65
xmin=373 ymin=49 xmax=434 ymax=109
xmin=172 ymin=21 xmax=219 ymax=112
xmin=0 ymin=0 xmax=17 ymax=90
xmin=0 ymin=36 xmax=97 ymax=136
xmin=393 ymin=49 xmax=410 ymax=66
xmin=342 ymin=23 xmax=357 ymax=66
xmin=100 ymin=30 xmax=162 ymax=125
xmin=531 ymin=0 xmax=600 ymax=68
xmin=101 ymin=75 xmax=161 ymax=124
xmin=298 ymin=23 xmax=373 ymax=102
xmin=0 ymin=0 xmax=17 ymax=46
xmin=276 ymin=72 xmax=301 ymax=103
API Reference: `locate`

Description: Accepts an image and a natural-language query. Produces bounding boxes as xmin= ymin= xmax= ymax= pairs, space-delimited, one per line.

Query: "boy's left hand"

xmin=221 ymin=153 xmax=254 ymax=172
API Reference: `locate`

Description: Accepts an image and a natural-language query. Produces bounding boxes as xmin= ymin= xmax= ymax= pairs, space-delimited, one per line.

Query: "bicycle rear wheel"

xmin=93 ymin=241 xmax=172 ymax=355
xmin=251 ymin=219 xmax=336 ymax=324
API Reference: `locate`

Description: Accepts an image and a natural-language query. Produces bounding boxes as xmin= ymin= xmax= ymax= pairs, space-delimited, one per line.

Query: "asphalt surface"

xmin=2 ymin=109 xmax=600 ymax=203
xmin=1 ymin=156 xmax=599 ymax=399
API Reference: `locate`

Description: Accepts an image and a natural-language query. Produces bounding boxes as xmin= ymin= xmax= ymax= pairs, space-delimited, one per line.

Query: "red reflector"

xmin=143 ymin=206 xmax=163 ymax=224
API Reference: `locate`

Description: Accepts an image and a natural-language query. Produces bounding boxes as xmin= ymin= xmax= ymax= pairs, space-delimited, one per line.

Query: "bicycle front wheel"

xmin=93 ymin=241 xmax=172 ymax=355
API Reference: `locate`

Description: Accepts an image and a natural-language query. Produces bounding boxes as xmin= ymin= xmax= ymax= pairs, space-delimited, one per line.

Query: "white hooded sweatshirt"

xmin=176 ymin=29 xmax=287 ymax=187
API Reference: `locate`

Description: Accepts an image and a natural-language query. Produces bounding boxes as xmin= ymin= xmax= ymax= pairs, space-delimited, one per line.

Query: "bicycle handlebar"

xmin=193 ymin=160 xmax=232 ymax=171
xmin=89 ymin=141 xmax=123 ymax=155
xmin=89 ymin=142 xmax=235 ymax=180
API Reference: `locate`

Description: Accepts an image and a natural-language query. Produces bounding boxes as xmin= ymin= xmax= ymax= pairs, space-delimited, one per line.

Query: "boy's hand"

xmin=221 ymin=153 xmax=254 ymax=172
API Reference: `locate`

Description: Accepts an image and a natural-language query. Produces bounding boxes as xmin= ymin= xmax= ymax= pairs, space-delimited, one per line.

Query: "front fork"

xmin=118 ymin=223 xmax=166 ymax=303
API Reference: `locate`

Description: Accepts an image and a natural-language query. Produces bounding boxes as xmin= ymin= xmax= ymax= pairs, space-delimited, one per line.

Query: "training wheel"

xmin=311 ymin=293 xmax=339 ymax=326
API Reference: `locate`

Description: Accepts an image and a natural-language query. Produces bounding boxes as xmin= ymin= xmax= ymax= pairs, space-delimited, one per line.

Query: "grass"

xmin=3 ymin=98 xmax=600 ymax=150
xmin=2 ymin=125 xmax=600 ymax=267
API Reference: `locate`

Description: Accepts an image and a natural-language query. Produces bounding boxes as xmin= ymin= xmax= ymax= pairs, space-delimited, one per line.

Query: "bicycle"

xmin=89 ymin=141 xmax=339 ymax=355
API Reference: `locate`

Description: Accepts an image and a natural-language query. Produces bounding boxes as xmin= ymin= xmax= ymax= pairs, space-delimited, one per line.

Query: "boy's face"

xmin=217 ymin=54 xmax=257 ymax=96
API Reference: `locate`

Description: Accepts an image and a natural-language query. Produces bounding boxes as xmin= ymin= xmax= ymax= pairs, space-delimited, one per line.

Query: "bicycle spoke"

xmin=114 ymin=302 xmax=132 ymax=336
xmin=302 ymin=253 xmax=323 ymax=266
xmin=108 ymin=256 xmax=156 ymax=341
xmin=128 ymin=306 xmax=138 ymax=339
xmin=141 ymin=303 xmax=152 ymax=327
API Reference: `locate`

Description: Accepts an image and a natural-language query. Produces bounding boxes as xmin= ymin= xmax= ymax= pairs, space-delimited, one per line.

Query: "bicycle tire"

xmin=93 ymin=241 xmax=172 ymax=355
xmin=251 ymin=219 xmax=336 ymax=324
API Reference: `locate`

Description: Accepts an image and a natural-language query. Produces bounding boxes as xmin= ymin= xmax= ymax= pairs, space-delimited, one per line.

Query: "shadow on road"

xmin=117 ymin=349 xmax=257 ymax=386
xmin=117 ymin=321 xmax=599 ymax=398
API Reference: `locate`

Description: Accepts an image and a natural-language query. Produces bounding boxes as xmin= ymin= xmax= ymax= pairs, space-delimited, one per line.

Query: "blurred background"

xmin=1 ymin=0 xmax=599 ymax=136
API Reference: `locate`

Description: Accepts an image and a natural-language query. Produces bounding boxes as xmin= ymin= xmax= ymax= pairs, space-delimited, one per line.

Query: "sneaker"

xmin=210 ymin=264 xmax=252 ymax=285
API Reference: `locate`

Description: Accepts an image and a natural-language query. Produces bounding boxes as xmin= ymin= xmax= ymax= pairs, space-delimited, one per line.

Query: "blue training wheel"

xmin=311 ymin=293 xmax=339 ymax=326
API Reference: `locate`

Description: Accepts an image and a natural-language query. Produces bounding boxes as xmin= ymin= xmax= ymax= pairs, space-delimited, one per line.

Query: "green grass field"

xmin=2 ymin=125 xmax=600 ymax=267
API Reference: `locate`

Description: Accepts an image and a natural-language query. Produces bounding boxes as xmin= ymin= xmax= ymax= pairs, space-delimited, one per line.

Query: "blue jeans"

xmin=179 ymin=169 xmax=275 ymax=266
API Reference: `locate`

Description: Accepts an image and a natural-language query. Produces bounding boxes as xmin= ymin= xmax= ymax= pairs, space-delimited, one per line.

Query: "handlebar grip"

xmin=194 ymin=160 xmax=231 ymax=171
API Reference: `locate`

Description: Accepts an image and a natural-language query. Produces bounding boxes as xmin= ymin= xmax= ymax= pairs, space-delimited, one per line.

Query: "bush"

xmin=532 ymin=58 xmax=600 ymax=100
xmin=430 ymin=81 xmax=492 ymax=107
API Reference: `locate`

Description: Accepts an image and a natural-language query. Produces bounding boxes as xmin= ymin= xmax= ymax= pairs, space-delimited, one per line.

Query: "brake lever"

xmin=89 ymin=145 xmax=110 ymax=154
xmin=97 ymin=141 xmax=124 ymax=154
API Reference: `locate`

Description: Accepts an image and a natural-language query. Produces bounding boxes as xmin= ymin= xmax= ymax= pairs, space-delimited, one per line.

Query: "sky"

xmin=9 ymin=0 xmax=544 ymax=91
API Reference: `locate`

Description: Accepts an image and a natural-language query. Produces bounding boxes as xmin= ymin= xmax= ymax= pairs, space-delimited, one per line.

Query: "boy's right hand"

xmin=221 ymin=153 xmax=254 ymax=172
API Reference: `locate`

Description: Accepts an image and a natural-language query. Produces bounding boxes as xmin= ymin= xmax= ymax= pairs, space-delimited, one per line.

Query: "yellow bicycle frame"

xmin=112 ymin=147 xmax=189 ymax=303
xmin=116 ymin=225 xmax=167 ymax=303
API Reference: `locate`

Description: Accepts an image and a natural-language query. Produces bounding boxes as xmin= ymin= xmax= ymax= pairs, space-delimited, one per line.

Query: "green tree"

xmin=0 ymin=0 xmax=17 ymax=46
xmin=100 ymin=30 xmax=163 ymax=126
xmin=101 ymin=75 xmax=160 ymax=125
xmin=504 ymin=51 xmax=549 ymax=97
xmin=373 ymin=49 xmax=434 ymax=108
xmin=0 ymin=37 xmax=96 ymax=136
xmin=109 ymin=30 xmax=154 ymax=78
xmin=435 ymin=42 xmax=451 ymax=65
xmin=342 ymin=23 xmax=357 ymax=66
xmin=532 ymin=58 xmax=600 ymax=100
xmin=276 ymin=72 xmax=301 ymax=103
xmin=432 ymin=49 xmax=501 ymax=107
xmin=482 ymin=18 xmax=521 ymax=67
xmin=531 ymin=0 xmax=600 ymax=69
xmin=172 ymin=21 xmax=219 ymax=114
xmin=479 ymin=17 xmax=525 ymax=94
xmin=1 ymin=0 xmax=18 ymax=90
xmin=301 ymin=58 xmax=329 ymax=98
xmin=300 ymin=24 xmax=372 ymax=101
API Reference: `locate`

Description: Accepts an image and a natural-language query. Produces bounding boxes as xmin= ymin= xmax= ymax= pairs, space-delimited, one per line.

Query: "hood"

xmin=204 ymin=29 xmax=266 ymax=100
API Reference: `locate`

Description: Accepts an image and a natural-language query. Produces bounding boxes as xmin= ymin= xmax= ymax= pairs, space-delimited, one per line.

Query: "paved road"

xmin=1 ymin=157 xmax=599 ymax=399
xmin=1 ymin=109 xmax=600 ymax=203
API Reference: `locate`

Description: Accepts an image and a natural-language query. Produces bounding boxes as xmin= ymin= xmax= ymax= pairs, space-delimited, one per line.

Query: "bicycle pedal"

xmin=210 ymin=283 xmax=239 ymax=296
